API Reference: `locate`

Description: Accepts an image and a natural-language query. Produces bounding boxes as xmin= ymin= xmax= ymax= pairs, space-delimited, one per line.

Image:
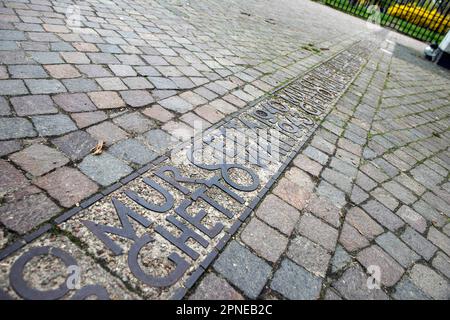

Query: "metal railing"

xmin=320 ymin=0 xmax=450 ymax=43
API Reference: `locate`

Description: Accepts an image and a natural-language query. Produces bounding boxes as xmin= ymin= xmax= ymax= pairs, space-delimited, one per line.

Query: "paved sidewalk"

xmin=0 ymin=0 xmax=449 ymax=300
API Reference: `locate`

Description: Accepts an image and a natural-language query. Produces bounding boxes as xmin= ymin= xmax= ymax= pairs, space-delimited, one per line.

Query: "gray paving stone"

xmin=392 ymin=278 xmax=431 ymax=300
xmin=428 ymin=227 xmax=450 ymax=257
xmin=26 ymin=79 xmax=66 ymax=94
xmin=52 ymin=130 xmax=97 ymax=161
xmin=148 ymin=77 xmax=177 ymax=89
xmin=9 ymin=144 xmax=69 ymax=176
xmin=432 ymin=251 xmax=450 ymax=279
xmin=8 ymin=65 xmax=48 ymax=78
xmin=396 ymin=205 xmax=427 ymax=233
xmin=70 ymin=111 xmax=107 ymax=129
xmin=271 ymin=259 xmax=322 ymax=300
xmin=79 ymin=153 xmax=132 ymax=186
xmin=30 ymin=51 xmax=64 ymax=64
xmin=113 ymin=112 xmax=155 ymax=134
xmin=287 ymin=235 xmax=331 ymax=277
xmin=189 ymin=273 xmax=244 ymax=300
xmin=411 ymin=164 xmax=445 ymax=189
xmin=293 ymin=153 xmax=322 ymax=177
xmin=0 ymin=80 xmax=28 ymax=95
xmin=370 ymin=187 xmax=399 ymax=211
xmin=255 ymin=194 xmax=300 ymax=235
xmin=362 ymin=200 xmax=404 ymax=232
xmin=0 ymin=193 xmax=60 ymax=234
xmin=350 ymin=185 xmax=369 ymax=204
xmin=86 ymin=122 xmax=128 ymax=146
xmin=52 ymin=93 xmax=96 ymax=112
xmin=303 ymin=146 xmax=329 ymax=165
xmin=63 ymin=78 xmax=100 ymax=93
xmin=347 ymin=206 xmax=384 ymax=240
xmin=332 ymin=266 xmax=389 ymax=300
xmin=305 ymin=194 xmax=341 ymax=228
xmin=375 ymin=232 xmax=420 ymax=268
xmin=0 ymin=140 xmax=22 ymax=157
xmin=413 ymin=200 xmax=447 ymax=227
xmin=331 ymin=245 xmax=352 ymax=273
xmin=383 ymin=180 xmax=418 ymax=204
xmin=11 ymin=95 xmax=58 ymax=116
xmin=213 ymin=241 xmax=271 ymax=299
xmin=409 ymin=264 xmax=450 ymax=299
xmin=108 ymin=139 xmax=157 ymax=165
xmin=140 ymin=128 xmax=176 ymax=153
xmin=0 ymin=117 xmax=36 ymax=140
xmin=316 ymin=180 xmax=347 ymax=208
xmin=400 ymin=227 xmax=437 ymax=261
xmin=120 ymin=90 xmax=154 ymax=108
xmin=159 ymin=95 xmax=193 ymax=113
xmin=321 ymin=168 xmax=353 ymax=193
xmin=32 ymin=114 xmax=77 ymax=136
xmin=0 ymin=97 xmax=10 ymax=116
xmin=241 ymin=218 xmax=288 ymax=263
xmin=355 ymin=170 xmax=377 ymax=191
xmin=296 ymin=213 xmax=338 ymax=252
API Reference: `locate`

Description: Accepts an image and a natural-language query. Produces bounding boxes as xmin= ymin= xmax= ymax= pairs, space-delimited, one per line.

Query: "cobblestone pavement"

xmin=0 ymin=0 xmax=449 ymax=300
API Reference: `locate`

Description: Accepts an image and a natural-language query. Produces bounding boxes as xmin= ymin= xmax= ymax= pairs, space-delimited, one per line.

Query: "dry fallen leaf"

xmin=91 ymin=140 xmax=105 ymax=155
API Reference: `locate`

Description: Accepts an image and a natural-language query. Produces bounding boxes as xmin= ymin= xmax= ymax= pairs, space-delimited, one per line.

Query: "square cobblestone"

xmin=255 ymin=194 xmax=300 ymax=235
xmin=108 ymin=139 xmax=157 ymax=165
xmin=213 ymin=241 xmax=271 ymax=299
xmin=362 ymin=200 xmax=404 ymax=232
xmin=78 ymin=153 xmax=132 ymax=186
xmin=88 ymin=91 xmax=125 ymax=109
xmin=0 ymin=193 xmax=60 ymax=234
xmin=396 ymin=205 xmax=427 ymax=233
xmin=0 ymin=118 xmax=36 ymax=140
xmin=51 ymin=130 xmax=97 ymax=161
xmin=241 ymin=218 xmax=288 ymax=263
xmin=26 ymin=79 xmax=66 ymax=94
xmin=113 ymin=112 xmax=155 ymax=134
xmin=339 ymin=222 xmax=370 ymax=252
xmin=142 ymin=105 xmax=174 ymax=122
xmin=393 ymin=278 xmax=431 ymax=300
xmin=297 ymin=213 xmax=338 ymax=251
xmin=273 ymin=178 xmax=311 ymax=211
xmin=120 ymin=90 xmax=154 ymax=108
xmin=159 ymin=95 xmax=193 ymax=113
xmin=32 ymin=114 xmax=77 ymax=137
xmin=270 ymin=259 xmax=322 ymax=300
xmin=375 ymin=232 xmax=420 ymax=268
xmin=70 ymin=111 xmax=107 ymax=129
xmin=287 ymin=235 xmax=331 ymax=277
xmin=346 ymin=206 xmax=384 ymax=240
xmin=409 ymin=264 xmax=450 ymax=299
xmin=10 ymin=144 xmax=69 ymax=176
xmin=53 ymin=93 xmax=96 ymax=112
xmin=140 ymin=129 xmax=176 ymax=153
xmin=316 ymin=180 xmax=346 ymax=208
xmin=305 ymin=194 xmax=341 ymax=228
xmin=35 ymin=167 xmax=98 ymax=207
xmin=189 ymin=273 xmax=244 ymax=300
xmin=194 ymin=104 xmax=225 ymax=123
xmin=86 ymin=121 xmax=128 ymax=145
xmin=10 ymin=95 xmax=57 ymax=116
